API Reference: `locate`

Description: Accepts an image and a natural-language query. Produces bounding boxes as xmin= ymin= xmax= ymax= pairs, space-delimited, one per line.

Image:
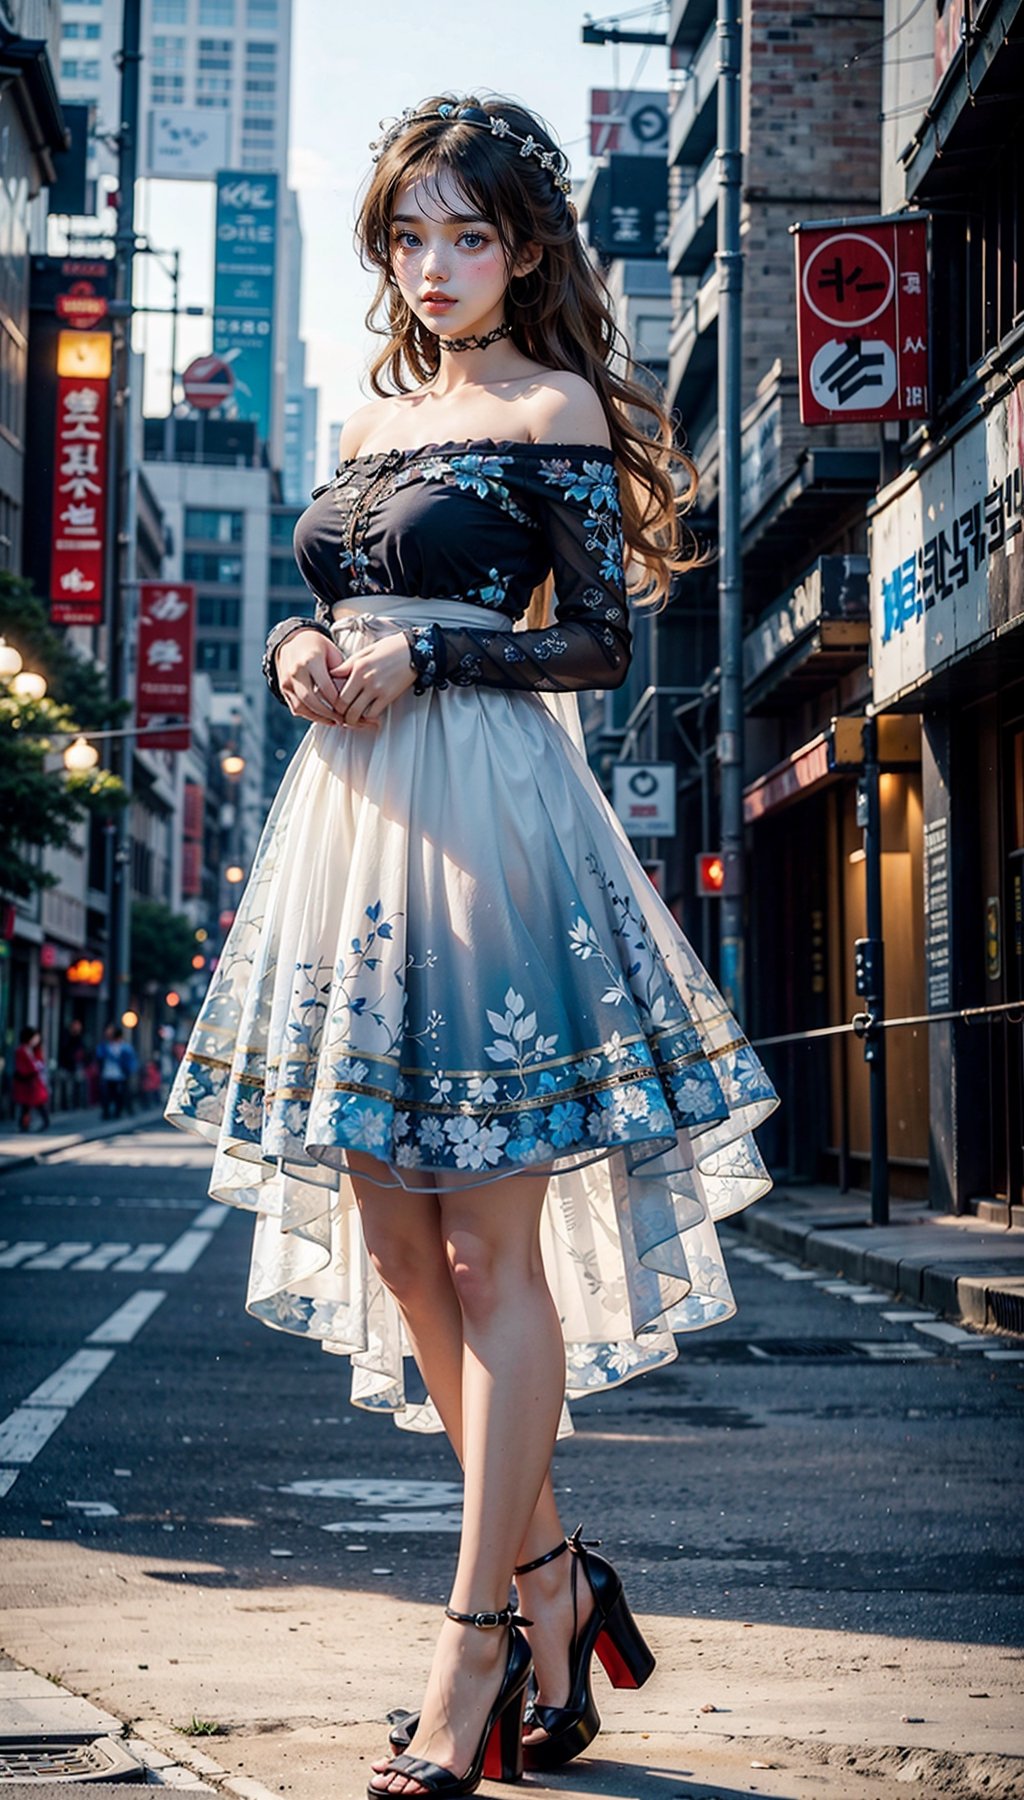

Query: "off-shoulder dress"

xmin=166 ymin=438 xmax=779 ymax=1432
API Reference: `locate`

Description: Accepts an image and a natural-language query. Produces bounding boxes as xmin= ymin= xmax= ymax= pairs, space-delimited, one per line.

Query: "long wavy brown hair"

xmin=355 ymin=92 xmax=706 ymax=618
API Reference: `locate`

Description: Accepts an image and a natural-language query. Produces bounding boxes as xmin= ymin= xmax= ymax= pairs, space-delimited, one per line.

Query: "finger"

xmin=286 ymin=681 xmax=342 ymax=723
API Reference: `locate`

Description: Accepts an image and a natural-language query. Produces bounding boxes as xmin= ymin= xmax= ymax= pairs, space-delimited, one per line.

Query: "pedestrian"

xmin=118 ymin=1033 xmax=138 ymax=1115
xmin=13 ymin=1027 xmax=49 ymax=1132
xmin=167 ymin=93 xmax=779 ymax=1799
xmin=96 ymin=1024 xmax=128 ymax=1120
xmin=57 ymin=1017 xmax=89 ymax=1109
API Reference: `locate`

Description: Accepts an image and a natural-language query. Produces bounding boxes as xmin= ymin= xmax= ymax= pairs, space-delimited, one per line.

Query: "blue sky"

xmin=136 ymin=1 xmax=667 ymax=476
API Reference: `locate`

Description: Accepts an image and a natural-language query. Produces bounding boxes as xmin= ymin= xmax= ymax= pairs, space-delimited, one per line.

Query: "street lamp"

xmin=220 ymin=750 xmax=246 ymax=778
xmin=225 ymin=864 xmax=245 ymax=885
xmin=0 ymin=637 xmax=23 ymax=679
xmin=63 ymin=735 xmax=100 ymax=772
xmin=11 ymin=671 xmax=47 ymax=701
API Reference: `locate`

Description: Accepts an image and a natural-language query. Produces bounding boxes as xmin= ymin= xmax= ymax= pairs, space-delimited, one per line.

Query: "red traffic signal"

xmin=696 ymin=852 xmax=726 ymax=897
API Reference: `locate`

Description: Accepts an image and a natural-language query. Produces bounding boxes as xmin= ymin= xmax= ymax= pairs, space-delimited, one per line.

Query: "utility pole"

xmin=107 ymin=0 xmax=142 ymax=1024
xmin=716 ymin=0 xmax=745 ymax=1019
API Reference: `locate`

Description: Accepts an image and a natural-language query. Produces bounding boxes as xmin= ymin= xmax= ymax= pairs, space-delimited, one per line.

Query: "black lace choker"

xmin=438 ymin=321 xmax=512 ymax=353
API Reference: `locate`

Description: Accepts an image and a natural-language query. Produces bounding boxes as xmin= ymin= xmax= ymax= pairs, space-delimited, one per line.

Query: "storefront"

xmin=869 ymin=378 xmax=1024 ymax=1215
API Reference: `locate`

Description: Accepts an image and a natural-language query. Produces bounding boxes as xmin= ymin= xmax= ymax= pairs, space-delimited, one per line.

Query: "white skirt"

xmin=166 ymin=598 xmax=779 ymax=1433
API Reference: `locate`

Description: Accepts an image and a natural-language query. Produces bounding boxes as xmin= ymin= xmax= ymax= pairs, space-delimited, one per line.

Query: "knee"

xmin=445 ymin=1227 xmax=508 ymax=1324
xmin=360 ymin=1219 xmax=446 ymax=1306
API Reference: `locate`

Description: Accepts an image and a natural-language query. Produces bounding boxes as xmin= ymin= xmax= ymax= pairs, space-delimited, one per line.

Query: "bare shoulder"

xmin=336 ymin=398 xmax=400 ymax=462
xmin=525 ymin=371 xmax=612 ymax=450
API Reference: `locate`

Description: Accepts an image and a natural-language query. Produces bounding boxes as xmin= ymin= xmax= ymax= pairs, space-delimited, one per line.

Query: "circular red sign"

xmin=55 ymin=281 xmax=109 ymax=330
xmin=182 ymin=353 xmax=235 ymax=412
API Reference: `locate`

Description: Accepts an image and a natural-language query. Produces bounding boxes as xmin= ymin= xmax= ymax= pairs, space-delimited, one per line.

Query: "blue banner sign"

xmin=213 ymin=170 xmax=278 ymax=443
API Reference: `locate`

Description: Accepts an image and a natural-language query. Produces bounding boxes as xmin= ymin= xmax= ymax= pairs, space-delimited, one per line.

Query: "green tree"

xmin=0 ymin=574 xmax=126 ymax=900
xmin=130 ymin=900 xmax=196 ymax=993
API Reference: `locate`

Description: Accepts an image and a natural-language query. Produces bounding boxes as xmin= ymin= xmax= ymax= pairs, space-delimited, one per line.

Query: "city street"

xmin=1 ymin=1125 xmax=1022 ymax=1799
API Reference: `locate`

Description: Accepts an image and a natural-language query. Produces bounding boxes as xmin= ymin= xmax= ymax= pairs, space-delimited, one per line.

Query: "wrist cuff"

xmin=405 ymin=623 xmax=449 ymax=695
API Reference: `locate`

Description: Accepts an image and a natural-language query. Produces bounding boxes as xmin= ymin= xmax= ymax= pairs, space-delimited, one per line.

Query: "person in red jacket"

xmin=13 ymin=1027 xmax=50 ymax=1133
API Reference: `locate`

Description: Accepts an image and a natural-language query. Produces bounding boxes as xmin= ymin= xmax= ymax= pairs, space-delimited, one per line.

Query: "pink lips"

xmin=422 ymin=294 xmax=456 ymax=311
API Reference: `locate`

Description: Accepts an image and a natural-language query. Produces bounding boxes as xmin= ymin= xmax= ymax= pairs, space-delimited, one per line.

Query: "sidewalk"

xmin=731 ymin=1182 xmax=1024 ymax=1336
xmin=0 ymin=1105 xmax=166 ymax=1176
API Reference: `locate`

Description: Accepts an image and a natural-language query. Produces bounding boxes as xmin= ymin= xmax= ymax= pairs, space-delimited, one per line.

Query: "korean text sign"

xmin=794 ymin=217 xmax=930 ymax=424
xmin=50 ymin=367 xmax=109 ymax=625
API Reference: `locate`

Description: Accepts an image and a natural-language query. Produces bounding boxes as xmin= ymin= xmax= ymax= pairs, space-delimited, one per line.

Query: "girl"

xmin=13 ymin=1027 xmax=49 ymax=1133
xmin=167 ymin=94 xmax=778 ymax=1800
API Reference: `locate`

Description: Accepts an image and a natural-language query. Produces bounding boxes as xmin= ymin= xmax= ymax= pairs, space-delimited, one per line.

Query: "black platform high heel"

xmin=386 ymin=1527 xmax=655 ymax=1771
xmin=516 ymin=1524 xmax=656 ymax=1771
xmin=369 ymin=1602 xmax=532 ymax=1799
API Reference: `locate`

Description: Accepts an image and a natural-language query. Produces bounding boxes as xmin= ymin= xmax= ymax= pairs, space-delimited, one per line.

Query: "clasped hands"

xmin=275 ymin=627 xmax=417 ymax=728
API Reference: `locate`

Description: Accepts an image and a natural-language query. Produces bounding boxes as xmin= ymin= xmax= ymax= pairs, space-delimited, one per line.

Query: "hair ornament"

xmin=368 ymin=103 xmax=573 ymax=196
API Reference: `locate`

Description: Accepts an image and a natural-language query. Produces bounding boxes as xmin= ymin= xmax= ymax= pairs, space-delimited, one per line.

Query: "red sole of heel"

xmin=595 ymin=1627 xmax=642 ymax=1688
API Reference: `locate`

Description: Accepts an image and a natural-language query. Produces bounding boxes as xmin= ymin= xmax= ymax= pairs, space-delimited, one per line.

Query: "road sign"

xmin=182 ymin=353 xmax=235 ymax=411
xmin=612 ymin=763 xmax=676 ymax=837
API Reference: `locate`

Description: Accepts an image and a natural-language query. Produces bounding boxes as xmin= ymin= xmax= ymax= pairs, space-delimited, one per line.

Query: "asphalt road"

xmin=1 ymin=1124 xmax=1023 ymax=1799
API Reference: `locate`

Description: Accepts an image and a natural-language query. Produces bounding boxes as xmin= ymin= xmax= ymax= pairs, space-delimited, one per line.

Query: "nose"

xmin=422 ymin=241 xmax=449 ymax=282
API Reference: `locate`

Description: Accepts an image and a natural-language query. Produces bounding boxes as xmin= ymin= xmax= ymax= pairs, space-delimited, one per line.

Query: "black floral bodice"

xmin=290 ymin=437 xmax=632 ymax=692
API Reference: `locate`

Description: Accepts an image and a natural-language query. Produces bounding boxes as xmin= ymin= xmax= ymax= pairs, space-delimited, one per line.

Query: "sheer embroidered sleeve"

xmin=401 ymin=451 xmax=632 ymax=694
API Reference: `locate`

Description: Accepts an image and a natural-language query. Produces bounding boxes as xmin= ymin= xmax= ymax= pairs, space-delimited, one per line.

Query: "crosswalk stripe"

xmin=88 ymin=1290 xmax=167 ymax=1345
xmin=25 ymin=1347 xmax=116 ymax=1408
xmin=111 ymin=1244 xmax=166 ymax=1270
xmin=72 ymin=1243 xmax=133 ymax=1270
xmin=0 ymin=1242 xmax=47 ymax=1268
xmin=24 ymin=1242 xmax=94 ymax=1270
xmin=151 ymin=1229 xmax=213 ymax=1274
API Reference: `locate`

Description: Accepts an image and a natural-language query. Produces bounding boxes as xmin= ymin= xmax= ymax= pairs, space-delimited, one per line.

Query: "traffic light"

xmin=695 ymin=850 xmax=742 ymax=898
xmin=696 ymin=852 xmax=726 ymax=897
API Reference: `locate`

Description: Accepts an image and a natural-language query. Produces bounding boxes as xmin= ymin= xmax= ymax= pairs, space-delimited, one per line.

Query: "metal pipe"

xmin=716 ymin=0 xmax=745 ymax=1019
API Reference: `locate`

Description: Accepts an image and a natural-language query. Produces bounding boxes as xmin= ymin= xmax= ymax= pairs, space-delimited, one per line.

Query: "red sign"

xmin=794 ymin=217 xmax=930 ymax=425
xmin=182 ymin=353 xmax=235 ymax=411
xmin=50 ymin=373 xmax=109 ymax=624
xmin=135 ymin=582 xmax=195 ymax=752
xmin=55 ymin=281 xmax=109 ymax=330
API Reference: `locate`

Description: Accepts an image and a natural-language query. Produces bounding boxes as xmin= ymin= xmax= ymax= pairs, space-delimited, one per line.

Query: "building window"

xmin=151 ymin=34 xmax=186 ymax=68
xmin=152 ymin=0 xmax=187 ymax=21
xmin=269 ymin=510 xmax=299 ymax=545
xmin=199 ymin=0 xmax=235 ymax=21
xmin=63 ymin=21 xmax=101 ymax=37
xmin=242 ymin=115 xmax=275 ymax=132
xmin=151 ymin=73 xmax=186 ymax=103
xmin=246 ymin=0 xmax=278 ymax=21
xmin=197 ymin=640 xmax=241 ymax=679
xmin=185 ymin=508 xmax=243 ymax=543
xmin=269 ymin=554 xmax=305 ymax=590
xmin=61 ymin=56 xmax=102 ymax=79
xmin=198 ymin=36 xmax=233 ymax=69
xmin=183 ymin=551 xmax=243 ymax=584
xmin=197 ymin=594 xmax=242 ymax=629
xmin=196 ymin=93 xmax=230 ymax=106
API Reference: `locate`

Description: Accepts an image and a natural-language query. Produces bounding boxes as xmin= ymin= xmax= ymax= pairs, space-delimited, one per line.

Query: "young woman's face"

xmin=389 ymin=168 xmax=518 ymax=341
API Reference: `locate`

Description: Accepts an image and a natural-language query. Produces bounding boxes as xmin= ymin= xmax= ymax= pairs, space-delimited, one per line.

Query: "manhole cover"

xmin=0 ymin=1733 xmax=143 ymax=1781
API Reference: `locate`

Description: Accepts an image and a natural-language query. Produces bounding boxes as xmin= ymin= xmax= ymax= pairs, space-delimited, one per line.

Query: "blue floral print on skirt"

xmin=166 ymin=598 xmax=779 ymax=1434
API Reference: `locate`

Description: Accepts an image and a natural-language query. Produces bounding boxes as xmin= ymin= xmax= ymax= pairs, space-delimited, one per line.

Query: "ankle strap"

xmin=513 ymin=1522 xmax=600 ymax=1577
xmin=444 ymin=1602 xmax=532 ymax=1629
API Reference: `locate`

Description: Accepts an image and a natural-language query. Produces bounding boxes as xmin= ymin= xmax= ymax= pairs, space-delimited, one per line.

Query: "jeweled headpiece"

xmin=369 ymin=102 xmax=573 ymax=197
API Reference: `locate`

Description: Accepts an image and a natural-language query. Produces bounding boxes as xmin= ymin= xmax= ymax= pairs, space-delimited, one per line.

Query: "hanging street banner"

xmin=213 ymin=170 xmax=277 ymax=444
xmin=50 ymin=350 xmax=110 ymax=626
xmin=793 ymin=215 xmax=930 ymax=425
xmin=870 ymin=380 xmax=1024 ymax=710
xmin=135 ymin=582 xmax=196 ymax=752
xmin=146 ymin=107 xmax=230 ymax=180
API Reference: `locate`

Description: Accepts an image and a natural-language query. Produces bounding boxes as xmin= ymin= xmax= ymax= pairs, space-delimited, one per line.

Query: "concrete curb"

xmin=0 ymin=1108 xmax=166 ymax=1177
xmin=730 ymin=1199 xmax=1024 ymax=1335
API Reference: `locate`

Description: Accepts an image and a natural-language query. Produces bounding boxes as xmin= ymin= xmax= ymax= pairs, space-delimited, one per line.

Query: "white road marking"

xmin=912 ymin=1321 xmax=988 ymax=1346
xmin=775 ymin=1269 xmax=821 ymax=1281
xmin=66 ymin=1498 xmax=119 ymax=1517
xmin=0 ymin=1289 xmax=166 ymax=1501
xmin=26 ymin=1348 xmax=115 ymax=1407
xmin=194 ymin=1204 xmax=228 ymax=1230
xmin=730 ymin=1247 xmax=774 ymax=1263
xmin=112 ymin=1243 xmax=166 ymax=1271
xmin=72 ymin=1242 xmax=133 ymax=1270
xmin=848 ymin=1293 xmax=890 ymax=1304
xmin=882 ymin=1310 xmax=937 ymax=1322
xmin=984 ymin=1349 xmax=1024 ymax=1360
xmin=0 ymin=1242 xmax=46 ymax=1268
xmin=0 ymin=1407 xmax=67 ymax=1463
xmin=861 ymin=1342 xmax=936 ymax=1359
xmin=151 ymin=1229 xmax=213 ymax=1273
xmin=88 ymin=1290 xmax=167 ymax=1345
xmin=23 ymin=1241 xmax=93 ymax=1270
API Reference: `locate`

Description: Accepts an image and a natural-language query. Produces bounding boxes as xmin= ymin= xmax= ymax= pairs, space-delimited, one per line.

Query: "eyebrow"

xmin=391 ymin=212 xmax=490 ymax=226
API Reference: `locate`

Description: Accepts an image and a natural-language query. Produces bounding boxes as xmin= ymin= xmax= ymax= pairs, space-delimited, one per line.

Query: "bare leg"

xmin=348 ymin=1153 xmax=585 ymax=1749
xmin=353 ymin=1160 xmax=564 ymax=1796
